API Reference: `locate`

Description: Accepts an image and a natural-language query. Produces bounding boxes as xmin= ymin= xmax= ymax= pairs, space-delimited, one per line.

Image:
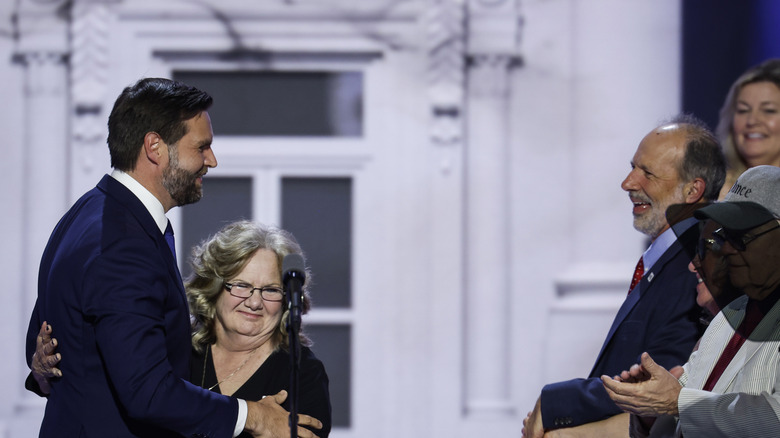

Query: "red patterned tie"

xmin=628 ymin=257 xmax=644 ymax=295
xmin=702 ymin=301 xmax=763 ymax=391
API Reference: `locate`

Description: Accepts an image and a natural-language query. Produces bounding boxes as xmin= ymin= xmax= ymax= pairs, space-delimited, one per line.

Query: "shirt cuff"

xmin=234 ymin=399 xmax=248 ymax=437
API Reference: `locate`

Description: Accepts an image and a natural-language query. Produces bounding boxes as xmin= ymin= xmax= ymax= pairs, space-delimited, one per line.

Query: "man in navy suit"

xmin=522 ymin=115 xmax=726 ymax=437
xmin=25 ymin=78 xmax=320 ymax=438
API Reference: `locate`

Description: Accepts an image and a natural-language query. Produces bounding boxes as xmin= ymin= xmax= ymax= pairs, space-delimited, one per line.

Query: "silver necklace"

xmin=202 ymin=344 xmax=259 ymax=391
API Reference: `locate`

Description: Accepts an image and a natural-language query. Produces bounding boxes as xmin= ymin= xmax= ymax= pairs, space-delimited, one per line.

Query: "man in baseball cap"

xmin=695 ymin=164 xmax=780 ymax=231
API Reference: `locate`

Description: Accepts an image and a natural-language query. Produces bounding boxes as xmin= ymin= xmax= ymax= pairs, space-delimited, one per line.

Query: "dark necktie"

xmin=164 ymin=221 xmax=177 ymax=263
xmin=702 ymin=301 xmax=763 ymax=391
xmin=628 ymin=256 xmax=644 ymax=295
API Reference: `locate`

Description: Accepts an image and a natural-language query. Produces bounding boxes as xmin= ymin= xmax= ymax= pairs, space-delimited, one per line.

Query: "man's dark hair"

xmin=670 ymin=113 xmax=727 ymax=202
xmin=107 ymin=78 xmax=213 ymax=171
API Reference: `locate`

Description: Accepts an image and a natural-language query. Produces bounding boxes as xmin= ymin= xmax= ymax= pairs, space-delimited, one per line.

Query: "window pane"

xmin=305 ymin=324 xmax=351 ymax=428
xmin=173 ymin=70 xmax=363 ymax=137
xmin=281 ymin=177 xmax=352 ymax=308
xmin=180 ymin=177 xmax=253 ymax=279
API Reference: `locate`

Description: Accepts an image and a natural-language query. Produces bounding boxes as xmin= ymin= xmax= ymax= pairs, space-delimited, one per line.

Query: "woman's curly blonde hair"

xmin=186 ymin=220 xmax=312 ymax=353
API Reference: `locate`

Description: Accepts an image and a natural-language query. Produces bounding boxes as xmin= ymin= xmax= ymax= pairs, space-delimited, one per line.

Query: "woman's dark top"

xmin=191 ymin=345 xmax=332 ymax=437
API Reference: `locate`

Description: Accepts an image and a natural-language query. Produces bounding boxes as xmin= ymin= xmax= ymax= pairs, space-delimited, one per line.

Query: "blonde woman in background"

xmin=716 ymin=58 xmax=780 ymax=198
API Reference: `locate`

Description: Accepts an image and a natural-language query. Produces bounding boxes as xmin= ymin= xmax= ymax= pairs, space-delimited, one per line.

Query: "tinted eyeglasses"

xmin=697 ymin=222 xmax=780 ymax=259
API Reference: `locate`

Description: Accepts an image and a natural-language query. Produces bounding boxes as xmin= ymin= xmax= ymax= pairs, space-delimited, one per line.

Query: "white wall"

xmin=510 ymin=0 xmax=681 ymax=415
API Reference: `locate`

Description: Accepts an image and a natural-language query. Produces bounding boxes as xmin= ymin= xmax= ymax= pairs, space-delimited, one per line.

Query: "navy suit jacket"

xmin=26 ymin=175 xmax=238 ymax=438
xmin=540 ymin=226 xmax=702 ymax=429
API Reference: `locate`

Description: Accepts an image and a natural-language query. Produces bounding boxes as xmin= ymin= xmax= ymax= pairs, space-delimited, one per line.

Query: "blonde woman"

xmin=716 ymin=58 xmax=780 ymax=198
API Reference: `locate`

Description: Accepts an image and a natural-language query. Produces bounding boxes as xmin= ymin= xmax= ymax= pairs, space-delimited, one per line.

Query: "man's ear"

xmin=684 ymin=177 xmax=706 ymax=203
xmin=143 ymin=132 xmax=164 ymax=165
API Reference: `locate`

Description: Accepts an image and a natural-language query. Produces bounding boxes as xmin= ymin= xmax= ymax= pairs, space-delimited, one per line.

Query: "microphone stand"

xmin=286 ymin=268 xmax=304 ymax=438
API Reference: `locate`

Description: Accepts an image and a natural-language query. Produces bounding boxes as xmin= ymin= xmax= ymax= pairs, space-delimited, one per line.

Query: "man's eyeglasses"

xmin=697 ymin=222 xmax=780 ymax=259
xmin=224 ymin=282 xmax=284 ymax=302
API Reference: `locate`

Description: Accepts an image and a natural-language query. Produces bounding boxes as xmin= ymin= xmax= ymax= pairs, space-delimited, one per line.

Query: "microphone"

xmin=282 ymin=254 xmax=305 ymax=438
xmin=282 ymin=254 xmax=306 ymax=332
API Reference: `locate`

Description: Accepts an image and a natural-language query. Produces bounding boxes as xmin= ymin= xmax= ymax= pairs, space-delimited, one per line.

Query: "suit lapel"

xmin=169 ymin=255 xmax=185 ymax=297
xmin=594 ymin=285 xmax=642 ymax=363
xmin=97 ymin=175 xmax=188 ymax=305
xmin=164 ymin=236 xmax=185 ymax=300
xmin=590 ymin=233 xmax=687 ymax=375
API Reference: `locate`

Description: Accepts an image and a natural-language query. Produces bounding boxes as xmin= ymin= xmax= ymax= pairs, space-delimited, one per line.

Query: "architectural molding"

xmin=14 ymin=51 xmax=68 ymax=97
xmin=71 ymin=0 xmax=116 ymax=144
xmin=425 ymin=0 xmax=466 ymax=147
xmin=466 ymin=0 xmax=522 ymax=55
xmin=467 ymin=53 xmax=522 ymax=98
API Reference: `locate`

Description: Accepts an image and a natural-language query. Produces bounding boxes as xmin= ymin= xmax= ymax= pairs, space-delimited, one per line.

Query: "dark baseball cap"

xmin=694 ymin=165 xmax=780 ymax=231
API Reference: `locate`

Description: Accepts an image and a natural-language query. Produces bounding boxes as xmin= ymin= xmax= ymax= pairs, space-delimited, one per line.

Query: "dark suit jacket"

xmin=26 ymin=175 xmax=237 ymax=438
xmin=540 ymin=225 xmax=703 ymax=429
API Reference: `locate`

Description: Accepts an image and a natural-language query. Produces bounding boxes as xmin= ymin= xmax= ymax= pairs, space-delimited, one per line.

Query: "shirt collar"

xmin=642 ymin=216 xmax=697 ymax=272
xmin=110 ymin=169 xmax=169 ymax=234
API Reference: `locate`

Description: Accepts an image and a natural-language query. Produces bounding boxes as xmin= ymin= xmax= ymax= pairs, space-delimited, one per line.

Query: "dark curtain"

xmin=682 ymin=0 xmax=780 ymax=130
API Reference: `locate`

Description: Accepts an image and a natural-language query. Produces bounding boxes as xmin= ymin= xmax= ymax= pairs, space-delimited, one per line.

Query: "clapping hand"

xmin=601 ymin=352 xmax=681 ymax=417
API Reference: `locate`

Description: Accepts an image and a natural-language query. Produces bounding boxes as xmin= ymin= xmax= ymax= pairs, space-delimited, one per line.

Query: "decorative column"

xmin=15 ymin=0 xmax=70 ymax=406
xmin=425 ymin=0 xmax=469 ymax=428
xmin=428 ymin=0 xmax=466 ymax=148
xmin=70 ymin=0 xmax=116 ymax=197
xmin=463 ymin=0 xmax=521 ymax=419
